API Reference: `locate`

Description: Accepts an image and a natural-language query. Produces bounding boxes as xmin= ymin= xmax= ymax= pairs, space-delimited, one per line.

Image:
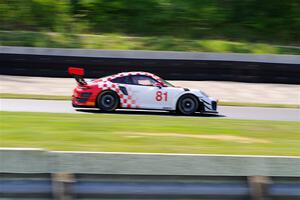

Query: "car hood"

xmin=182 ymin=87 xmax=216 ymax=101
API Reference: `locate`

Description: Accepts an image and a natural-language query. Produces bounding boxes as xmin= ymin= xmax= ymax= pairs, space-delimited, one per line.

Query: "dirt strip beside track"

xmin=1 ymin=75 xmax=300 ymax=105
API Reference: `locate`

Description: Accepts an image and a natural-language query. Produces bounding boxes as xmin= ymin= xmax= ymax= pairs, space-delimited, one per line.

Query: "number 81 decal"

xmin=156 ymin=91 xmax=168 ymax=101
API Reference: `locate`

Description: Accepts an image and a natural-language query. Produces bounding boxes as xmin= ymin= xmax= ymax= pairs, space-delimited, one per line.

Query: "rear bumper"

xmin=72 ymin=102 xmax=95 ymax=108
xmin=72 ymin=86 xmax=98 ymax=108
xmin=72 ymin=96 xmax=96 ymax=107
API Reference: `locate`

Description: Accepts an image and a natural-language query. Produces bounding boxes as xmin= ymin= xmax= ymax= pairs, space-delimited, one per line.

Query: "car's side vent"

xmin=119 ymin=86 xmax=128 ymax=95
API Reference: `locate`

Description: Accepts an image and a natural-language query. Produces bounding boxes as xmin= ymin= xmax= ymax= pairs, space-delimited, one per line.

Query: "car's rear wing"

xmin=68 ymin=67 xmax=87 ymax=85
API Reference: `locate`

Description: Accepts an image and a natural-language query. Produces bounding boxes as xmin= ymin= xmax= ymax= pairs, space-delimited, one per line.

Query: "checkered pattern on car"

xmin=96 ymin=71 xmax=163 ymax=108
xmin=97 ymin=80 xmax=138 ymax=108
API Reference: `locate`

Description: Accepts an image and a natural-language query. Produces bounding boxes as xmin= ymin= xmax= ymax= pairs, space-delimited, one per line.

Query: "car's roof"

xmin=100 ymin=71 xmax=161 ymax=82
xmin=115 ymin=71 xmax=157 ymax=77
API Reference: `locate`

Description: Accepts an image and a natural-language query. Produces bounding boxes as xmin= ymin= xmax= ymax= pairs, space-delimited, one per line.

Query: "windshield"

xmin=160 ymin=78 xmax=174 ymax=87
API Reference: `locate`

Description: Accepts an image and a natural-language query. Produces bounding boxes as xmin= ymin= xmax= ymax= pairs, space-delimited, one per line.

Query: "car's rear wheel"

xmin=97 ymin=90 xmax=119 ymax=112
xmin=177 ymin=94 xmax=199 ymax=115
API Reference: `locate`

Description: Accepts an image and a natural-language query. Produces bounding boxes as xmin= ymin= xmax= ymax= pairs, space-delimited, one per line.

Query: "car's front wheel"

xmin=177 ymin=94 xmax=199 ymax=115
xmin=97 ymin=90 xmax=119 ymax=112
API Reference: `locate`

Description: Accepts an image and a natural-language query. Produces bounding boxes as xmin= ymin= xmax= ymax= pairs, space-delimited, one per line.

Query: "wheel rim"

xmin=101 ymin=94 xmax=115 ymax=108
xmin=181 ymin=98 xmax=196 ymax=112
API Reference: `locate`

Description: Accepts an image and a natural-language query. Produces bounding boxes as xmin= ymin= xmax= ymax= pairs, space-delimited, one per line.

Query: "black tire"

xmin=177 ymin=94 xmax=199 ymax=115
xmin=97 ymin=90 xmax=120 ymax=112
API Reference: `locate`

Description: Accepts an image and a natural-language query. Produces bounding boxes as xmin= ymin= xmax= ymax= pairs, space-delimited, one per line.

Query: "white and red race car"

xmin=69 ymin=67 xmax=218 ymax=115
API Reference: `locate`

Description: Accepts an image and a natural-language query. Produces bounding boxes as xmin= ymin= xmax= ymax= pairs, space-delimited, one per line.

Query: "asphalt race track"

xmin=0 ymin=99 xmax=299 ymax=121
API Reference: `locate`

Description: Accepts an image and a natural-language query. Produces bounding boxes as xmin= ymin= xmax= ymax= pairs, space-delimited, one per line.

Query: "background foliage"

xmin=0 ymin=0 xmax=299 ymax=45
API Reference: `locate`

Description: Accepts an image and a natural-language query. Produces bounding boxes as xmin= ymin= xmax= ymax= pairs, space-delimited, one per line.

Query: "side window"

xmin=111 ymin=76 xmax=133 ymax=84
xmin=131 ymin=75 xmax=158 ymax=86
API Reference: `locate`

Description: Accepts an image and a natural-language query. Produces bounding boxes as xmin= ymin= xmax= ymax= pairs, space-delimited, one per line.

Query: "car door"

xmin=129 ymin=75 xmax=172 ymax=110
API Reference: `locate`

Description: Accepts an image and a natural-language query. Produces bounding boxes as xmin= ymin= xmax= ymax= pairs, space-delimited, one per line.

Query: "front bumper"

xmin=200 ymin=97 xmax=218 ymax=113
xmin=202 ymin=110 xmax=218 ymax=114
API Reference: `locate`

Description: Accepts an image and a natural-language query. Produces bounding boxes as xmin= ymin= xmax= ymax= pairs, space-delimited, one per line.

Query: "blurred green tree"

xmin=0 ymin=0 xmax=299 ymax=44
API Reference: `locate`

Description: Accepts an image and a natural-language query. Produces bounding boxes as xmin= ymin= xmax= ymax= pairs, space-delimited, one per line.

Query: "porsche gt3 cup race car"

xmin=69 ymin=67 xmax=218 ymax=115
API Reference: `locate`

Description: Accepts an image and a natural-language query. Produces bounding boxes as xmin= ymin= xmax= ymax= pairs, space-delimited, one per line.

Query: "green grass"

xmin=0 ymin=93 xmax=70 ymax=101
xmin=1 ymin=111 xmax=299 ymax=156
xmin=1 ymin=93 xmax=299 ymax=109
xmin=1 ymin=31 xmax=299 ymax=54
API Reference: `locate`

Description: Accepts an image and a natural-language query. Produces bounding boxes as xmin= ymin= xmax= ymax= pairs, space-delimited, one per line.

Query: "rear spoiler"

xmin=68 ymin=67 xmax=87 ymax=85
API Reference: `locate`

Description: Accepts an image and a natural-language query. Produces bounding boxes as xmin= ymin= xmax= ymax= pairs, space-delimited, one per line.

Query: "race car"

xmin=69 ymin=67 xmax=218 ymax=115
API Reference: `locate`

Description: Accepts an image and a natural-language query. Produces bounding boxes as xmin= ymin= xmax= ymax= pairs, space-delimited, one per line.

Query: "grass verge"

xmin=1 ymin=31 xmax=299 ymax=54
xmin=0 ymin=111 xmax=299 ymax=156
xmin=0 ymin=93 xmax=70 ymax=101
xmin=1 ymin=93 xmax=299 ymax=109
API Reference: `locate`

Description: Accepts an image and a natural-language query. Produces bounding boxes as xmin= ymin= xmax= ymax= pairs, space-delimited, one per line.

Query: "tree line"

xmin=0 ymin=0 xmax=299 ymax=44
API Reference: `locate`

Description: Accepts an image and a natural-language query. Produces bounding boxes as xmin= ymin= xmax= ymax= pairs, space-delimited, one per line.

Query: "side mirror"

xmin=154 ymin=82 xmax=163 ymax=88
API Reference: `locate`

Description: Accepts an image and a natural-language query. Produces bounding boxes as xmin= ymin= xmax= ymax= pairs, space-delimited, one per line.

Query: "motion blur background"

xmin=0 ymin=0 xmax=299 ymax=54
xmin=0 ymin=1 xmax=299 ymax=199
